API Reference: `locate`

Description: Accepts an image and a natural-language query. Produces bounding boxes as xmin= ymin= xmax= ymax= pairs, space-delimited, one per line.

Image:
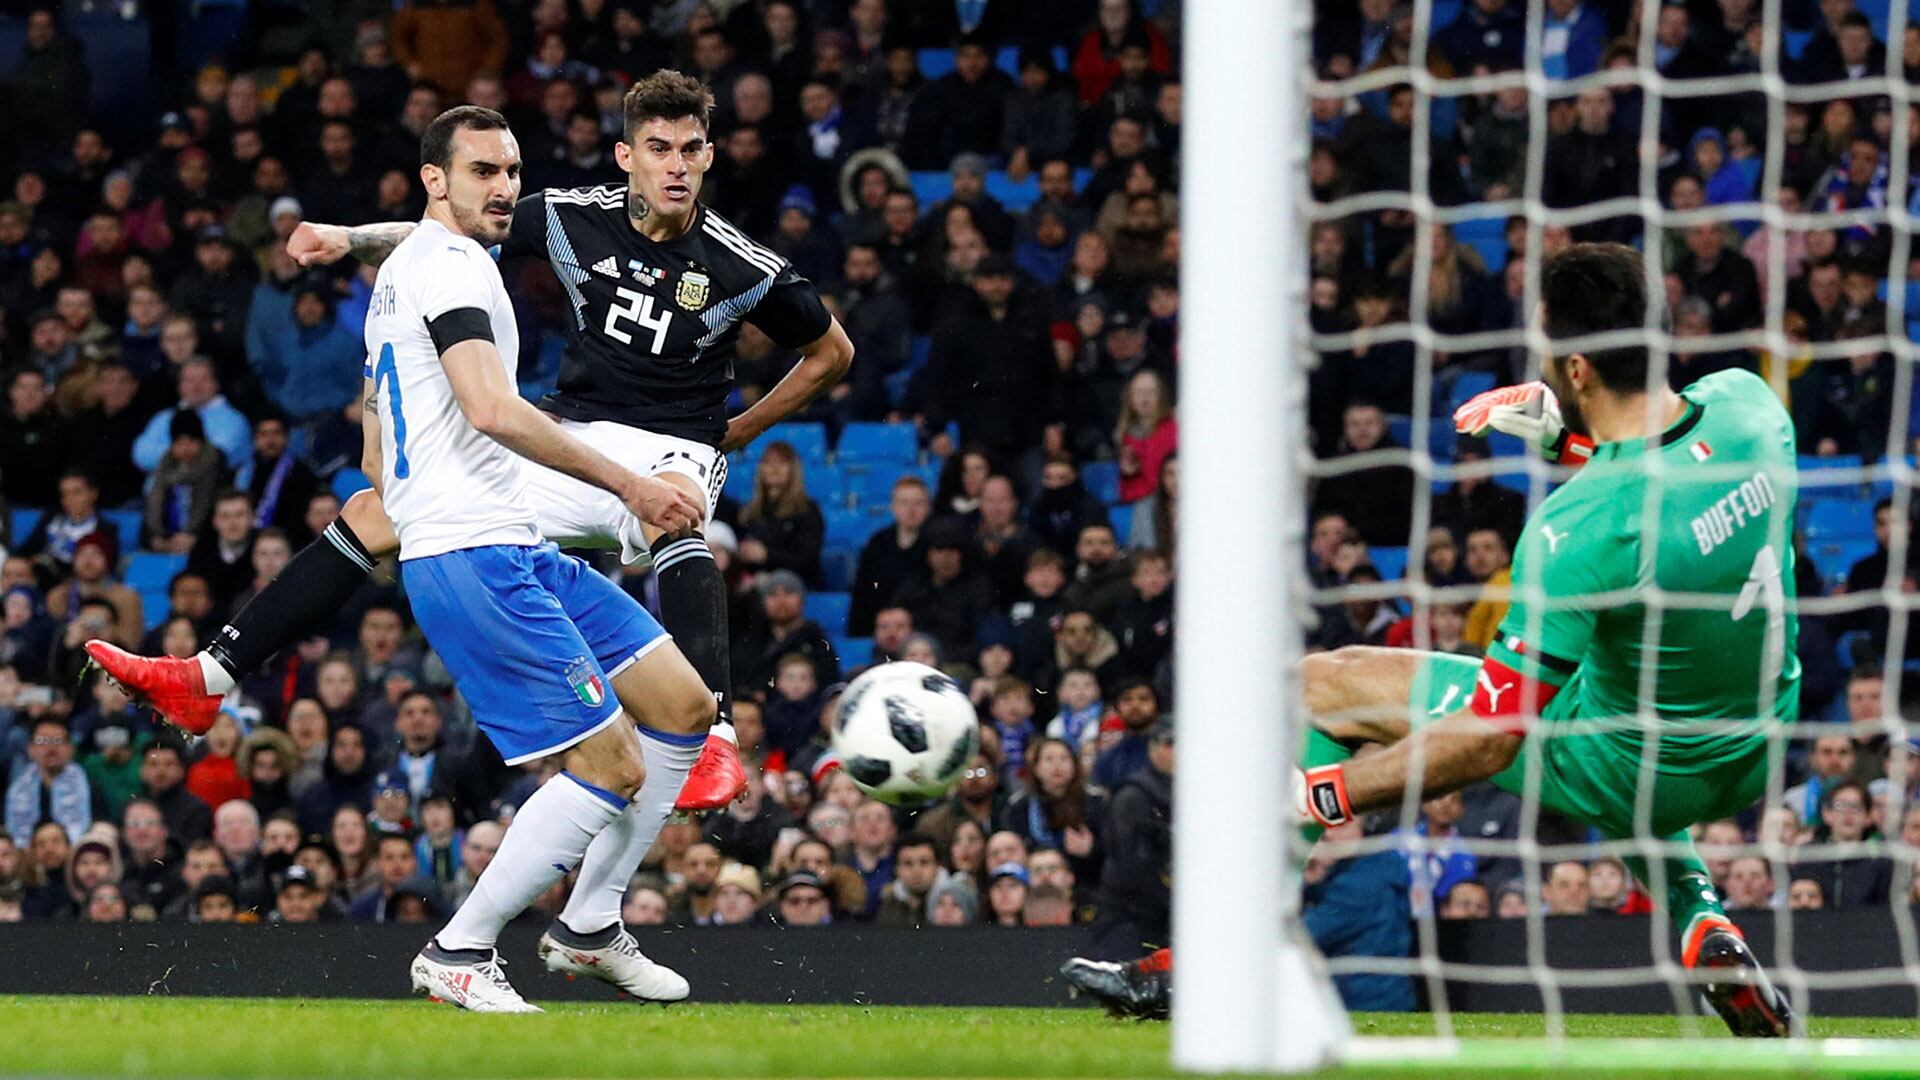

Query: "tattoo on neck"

xmin=628 ymin=191 xmax=651 ymax=223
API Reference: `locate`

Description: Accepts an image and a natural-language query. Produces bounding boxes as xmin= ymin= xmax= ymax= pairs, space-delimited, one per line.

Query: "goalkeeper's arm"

xmin=1453 ymin=381 xmax=1594 ymax=466
xmin=1298 ymin=711 xmax=1522 ymax=827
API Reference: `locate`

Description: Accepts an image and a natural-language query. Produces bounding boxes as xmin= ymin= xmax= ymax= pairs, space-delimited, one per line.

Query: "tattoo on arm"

xmin=347 ymin=222 xmax=418 ymax=267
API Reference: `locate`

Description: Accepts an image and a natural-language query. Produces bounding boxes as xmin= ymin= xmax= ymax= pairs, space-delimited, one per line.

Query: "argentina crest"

xmin=675 ymin=268 xmax=710 ymax=310
xmin=564 ymin=657 xmax=606 ymax=707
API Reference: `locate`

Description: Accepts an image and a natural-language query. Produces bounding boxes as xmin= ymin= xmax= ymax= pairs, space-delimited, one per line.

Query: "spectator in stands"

xmin=1435 ymin=0 xmax=1523 ymax=71
xmin=243 ymin=417 xmax=322 ymax=544
xmin=1543 ymin=861 xmax=1590 ymax=916
xmin=971 ymin=476 xmax=1039 ymax=609
xmin=773 ymin=869 xmax=835 ymax=926
xmin=737 ymin=442 xmax=825 ymax=586
xmin=1724 ymin=855 xmax=1775 ymax=911
xmin=80 ymin=710 xmax=145 ymax=820
xmin=1029 ymin=454 xmax=1111 ymax=558
xmin=1811 ymin=323 xmax=1897 ymax=460
xmin=0 ymin=368 xmax=68 ymax=508
xmin=1801 ymin=780 xmax=1893 ymax=908
xmin=1441 ymin=880 xmax=1492 ymax=919
xmin=832 ymin=245 xmax=913 ymax=413
xmin=19 ymin=469 xmax=111 ymax=579
xmin=118 ymin=797 xmax=178 ymax=913
xmin=44 ymin=534 xmax=140 ymax=648
xmin=259 ymin=280 xmax=362 ymax=422
xmin=348 ymin=833 xmax=426 ymax=922
xmin=1785 ymin=732 xmax=1860 ymax=826
xmin=1115 ymin=370 xmax=1177 ymax=507
xmin=892 ymin=518 xmax=995 ymax=661
xmin=1539 ymin=0 xmax=1606 ymax=79
xmin=1543 ymin=88 xmax=1635 ymax=242
xmin=1092 ymin=680 xmax=1161 ymax=790
xmin=65 ymin=361 xmax=150 ymax=509
xmin=294 ymin=724 xmax=375 ymax=837
xmin=1461 ymin=527 xmax=1513 ymax=650
xmin=186 ymin=715 xmax=250 ymax=811
xmin=132 ymin=358 xmax=250 ymax=483
xmin=1314 ymin=402 xmax=1415 ymax=547
xmin=185 ymin=490 xmax=258 ymax=616
xmin=849 ymin=476 xmax=931 ymax=635
xmin=142 ymin=412 xmax=227 ymax=555
xmin=1108 ymin=550 xmax=1173 ymax=680
xmin=139 ymin=741 xmax=210 ymax=844
xmin=739 ymin=569 xmax=838 ymax=694
xmin=239 ymin=728 xmax=297 ymax=823
xmin=5 ymin=717 xmax=92 ymax=845
xmin=1800 ymin=10 xmax=1886 ymax=85
xmin=1096 ymin=715 xmax=1171 ymax=955
xmin=1676 ymin=222 xmax=1763 ymax=334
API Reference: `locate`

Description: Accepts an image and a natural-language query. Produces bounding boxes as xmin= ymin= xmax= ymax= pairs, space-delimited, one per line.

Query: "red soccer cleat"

xmin=83 ymin=640 xmax=222 ymax=736
xmin=673 ymin=732 xmax=749 ymax=811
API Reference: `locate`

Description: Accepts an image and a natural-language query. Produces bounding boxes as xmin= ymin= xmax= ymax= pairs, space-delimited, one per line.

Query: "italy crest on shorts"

xmin=675 ymin=269 xmax=710 ymax=310
xmin=565 ymin=657 xmax=606 ymax=707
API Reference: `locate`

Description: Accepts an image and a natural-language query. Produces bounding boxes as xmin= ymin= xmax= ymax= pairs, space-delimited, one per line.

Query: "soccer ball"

xmin=830 ymin=661 xmax=980 ymax=806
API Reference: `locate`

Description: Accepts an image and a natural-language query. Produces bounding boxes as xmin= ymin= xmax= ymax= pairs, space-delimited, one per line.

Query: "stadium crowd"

xmin=0 ymin=0 xmax=1915 ymax=988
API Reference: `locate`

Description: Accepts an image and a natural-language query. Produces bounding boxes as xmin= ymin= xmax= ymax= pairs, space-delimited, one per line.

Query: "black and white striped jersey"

xmin=499 ymin=184 xmax=831 ymax=446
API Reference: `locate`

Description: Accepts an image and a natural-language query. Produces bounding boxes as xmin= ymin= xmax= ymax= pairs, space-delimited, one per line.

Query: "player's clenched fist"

xmin=1452 ymin=380 xmax=1594 ymax=467
xmin=287 ymin=222 xmax=351 ymax=267
xmin=622 ymin=475 xmax=703 ymax=532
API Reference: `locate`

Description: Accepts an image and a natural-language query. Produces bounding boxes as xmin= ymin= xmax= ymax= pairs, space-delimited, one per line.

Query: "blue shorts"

xmin=402 ymin=543 xmax=668 ymax=765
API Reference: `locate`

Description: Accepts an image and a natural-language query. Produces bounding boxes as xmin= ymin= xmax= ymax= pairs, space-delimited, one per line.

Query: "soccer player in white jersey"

xmin=355 ymin=105 xmax=709 ymax=1011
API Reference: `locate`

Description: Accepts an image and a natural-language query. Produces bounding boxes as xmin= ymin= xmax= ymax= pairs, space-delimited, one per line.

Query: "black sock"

xmin=206 ymin=519 xmax=375 ymax=678
xmin=649 ymin=531 xmax=730 ymax=729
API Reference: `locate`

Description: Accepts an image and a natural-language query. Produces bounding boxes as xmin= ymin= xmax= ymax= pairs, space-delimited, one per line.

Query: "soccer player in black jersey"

xmin=88 ymin=76 xmax=854 ymax=992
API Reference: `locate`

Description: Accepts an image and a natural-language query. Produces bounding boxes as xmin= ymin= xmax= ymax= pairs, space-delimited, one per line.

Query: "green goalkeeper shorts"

xmin=1410 ymin=654 xmax=1773 ymax=839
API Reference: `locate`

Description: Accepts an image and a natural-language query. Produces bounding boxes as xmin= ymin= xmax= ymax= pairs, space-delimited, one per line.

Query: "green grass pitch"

xmin=0 ymin=997 xmax=1916 ymax=1078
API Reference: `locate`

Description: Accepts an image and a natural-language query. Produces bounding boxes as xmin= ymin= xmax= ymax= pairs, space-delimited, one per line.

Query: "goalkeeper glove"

xmin=1451 ymin=381 xmax=1594 ymax=467
xmin=1292 ymin=765 xmax=1353 ymax=828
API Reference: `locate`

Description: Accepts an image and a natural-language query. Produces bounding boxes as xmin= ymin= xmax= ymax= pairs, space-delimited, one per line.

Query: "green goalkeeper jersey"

xmin=1482 ymin=369 xmax=1800 ymax=771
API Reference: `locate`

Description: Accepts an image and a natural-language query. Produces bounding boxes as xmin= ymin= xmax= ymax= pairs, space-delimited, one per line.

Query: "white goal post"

xmin=1171 ymin=0 xmax=1347 ymax=1072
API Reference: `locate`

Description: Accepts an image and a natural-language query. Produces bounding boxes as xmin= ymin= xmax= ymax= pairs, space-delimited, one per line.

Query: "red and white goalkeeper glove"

xmin=1292 ymin=765 xmax=1354 ymax=828
xmin=1452 ymin=381 xmax=1594 ymax=467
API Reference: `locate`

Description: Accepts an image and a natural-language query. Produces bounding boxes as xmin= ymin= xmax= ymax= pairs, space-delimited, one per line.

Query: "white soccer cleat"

xmin=409 ymin=949 xmax=543 ymax=1013
xmin=538 ymin=928 xmax=691 ymax=1002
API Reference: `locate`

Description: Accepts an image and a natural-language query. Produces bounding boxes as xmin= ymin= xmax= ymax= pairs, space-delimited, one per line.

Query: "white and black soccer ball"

xmin=830 ymin=661 xmax=980 ymax=806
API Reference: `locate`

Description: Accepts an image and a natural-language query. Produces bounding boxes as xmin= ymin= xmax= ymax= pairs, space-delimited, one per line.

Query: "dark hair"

xmin=1541 ymin=242 xmax=1652 ymax=392
xmin=213 ymin=487 xmax=252 ymax=509
xmin=375 ymin=832 xmax=416 ymax=853
xmin=420 ymin=105 xmax=511 ymax=171
xmin=897 ymin=835 xmax=938 ymax=859
xmin=623 ymin=69 xmax=714 ymax=138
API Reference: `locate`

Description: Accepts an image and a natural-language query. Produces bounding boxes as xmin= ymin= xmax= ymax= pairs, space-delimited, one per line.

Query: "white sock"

xmin=558 ymin=728 xmax=703 ymax=935
xmin=437 ymin=771 xmax=625 ymax=951
xmin=708 ymin=720 xmax=737 ymax=744
xmin=197 ymin=652 xmax=235 ymax=696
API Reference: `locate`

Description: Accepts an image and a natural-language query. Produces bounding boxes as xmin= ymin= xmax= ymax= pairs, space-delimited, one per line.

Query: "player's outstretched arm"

xmin=289 ymin=221 xmax=418 ymax=269
xmin=439 ymin=339 xmax=703 ymax=532
xmin=1296 ymin=708 xmax=1521 ymax=827
xmin=720 ymin=318 xmax=855 ymax=452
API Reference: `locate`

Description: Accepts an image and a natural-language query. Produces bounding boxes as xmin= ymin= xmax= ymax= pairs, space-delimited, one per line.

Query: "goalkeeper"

xmin=1069 ymin=243 xmax=1797 ymax=1036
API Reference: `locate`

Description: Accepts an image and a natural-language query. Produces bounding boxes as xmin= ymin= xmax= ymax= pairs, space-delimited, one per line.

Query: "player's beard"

xmin=451 ymin=196 xmax=513 ymax=246
xmin=1545 ymin=355 xmax=1591 ymax=439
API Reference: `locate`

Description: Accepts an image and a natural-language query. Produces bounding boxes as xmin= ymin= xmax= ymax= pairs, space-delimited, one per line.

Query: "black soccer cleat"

xmin=1695 ymin=927 xmax=1793 ymax=1037
xmin=1060 ymin=957 xmax=1171 ymax=1020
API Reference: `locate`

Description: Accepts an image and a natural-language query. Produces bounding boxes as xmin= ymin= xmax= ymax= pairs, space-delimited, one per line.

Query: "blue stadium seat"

xmin=835 ymin=636 xmax=875 ymax=668
xmin=1784 ymin=27 xmax=1814 ymax=59
xmin=1808 ymin=538 xmax=1878 ymax=590
xmin=824 ymin=506 xmax=885 ymax=549
xmin=906 ymin=169 xmax=1092 ymax=215
xmin=723 ymin=452 xmax=756 ymax=504
xmin=1109 ymin=503 xmax=1134 ymax=544
xmin=836 ymin=422 xmax=918 ymax=465
xmin=1369 ymin=546 xmax=1410 ymax=581
xmin=915 ymin=45 xmax=1066 ymax=81
xmin=848 ymin=465 xmax=920 ymax=508
xmin=9 ymin=508 xmax=43 ymax=544
xmin=125 ymin=552 xmax=186 ymax=592
xmin=759 ymin=422 xmax=829 ymax=464
xmin=1448 ymin=371 xmax=1497 ymax=413
xmin=1803 ymin=498 xmax=1876 ymax=540
xmin=1452 ymin=218 xmax=1508 ymax=274
xmin=332 ymin=469 xmax=373 ymax=502
xmin=804 ymin=592 xmax=852 ymax=633
xmin=1387 ymin=416 xmax=1457 ymax=465
xmin=1799 ymin=454 xmax=1864 ymax=473
xmin=102 ymin=509 xmax=142 ymax=555
xmin=821 ymin=547 xmax=859 ymax=592
xmin=909 ymin=335 xmax=932 ymax=369
xmin=1082 ymin=460 xmax=1121 ymax=505
xmin=809 ymin=464 xmax=850 ymax=509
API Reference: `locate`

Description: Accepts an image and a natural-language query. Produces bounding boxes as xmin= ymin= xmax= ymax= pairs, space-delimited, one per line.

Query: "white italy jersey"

xmin=364 ymin=217 xmax=538 ymax=560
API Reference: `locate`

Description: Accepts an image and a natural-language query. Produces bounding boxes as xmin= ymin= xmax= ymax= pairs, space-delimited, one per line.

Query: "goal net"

xmin=1174 ymin=0 xmax=1920 ymax=1069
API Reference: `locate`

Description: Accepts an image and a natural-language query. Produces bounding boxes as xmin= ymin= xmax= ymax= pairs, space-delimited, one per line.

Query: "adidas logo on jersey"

xmin=591 ymin=256 xmax=619 ymax=277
